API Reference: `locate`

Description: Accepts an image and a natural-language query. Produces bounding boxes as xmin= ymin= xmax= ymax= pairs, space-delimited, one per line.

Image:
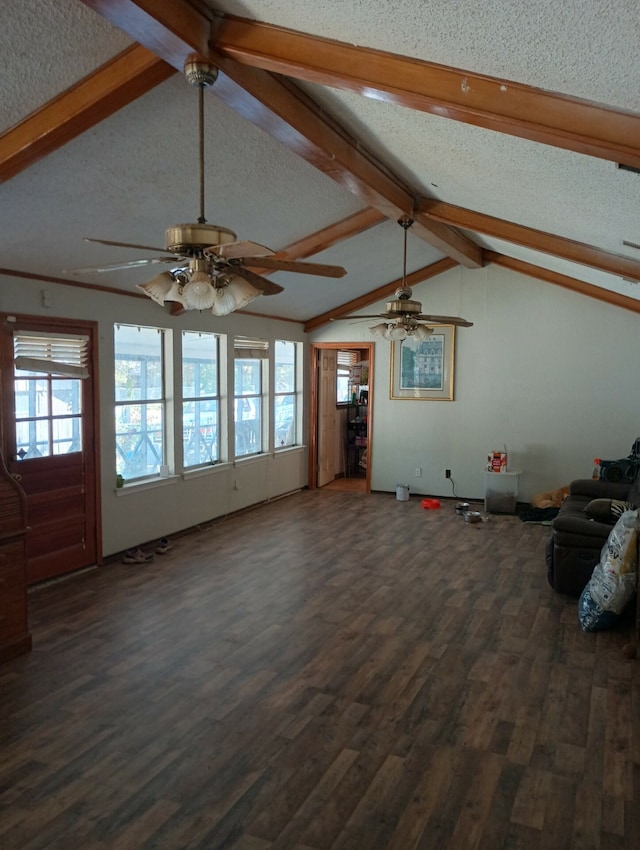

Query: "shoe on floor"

xmin=123 ymin=548 xmax=154 ymax=564
xmin=156 ymin=537 xmax=172 ymax=555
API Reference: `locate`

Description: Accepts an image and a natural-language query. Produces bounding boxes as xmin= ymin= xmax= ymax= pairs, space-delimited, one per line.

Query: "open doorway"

xmin=309 ymin=342 xmax=374 ymax=491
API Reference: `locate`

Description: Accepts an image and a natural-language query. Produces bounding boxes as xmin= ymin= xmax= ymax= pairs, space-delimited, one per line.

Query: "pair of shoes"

xmin=123 ymin=548 xmax=154 ymax=564
xmin=156 ymin=537 xmax=172 ymax=555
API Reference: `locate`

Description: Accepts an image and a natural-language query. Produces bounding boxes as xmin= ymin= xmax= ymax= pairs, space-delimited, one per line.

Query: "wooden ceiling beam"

xmin=78 ymin=0 xmax=482 ymax=268
xmin=0 ymin=45 xmax=174 ymax=184
xmin=213 ymin=15 xmax=640 ymax=169
xmin=272 ymin=208 xmax=386 ymax=260
xmin=248 ymin=208 xmax=386 ymax=275
xmin=486 ymin=252 xmax=640 ymax=315
xmin=78 ymin=0 xmax=211 ymax=70
xmin=418 ymin=199 xmax=640 ymax=282
xmin=304 ymin=257 xmax=458 ymax=332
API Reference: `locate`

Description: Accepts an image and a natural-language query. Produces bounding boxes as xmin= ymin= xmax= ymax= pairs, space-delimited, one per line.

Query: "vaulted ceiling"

xmin=2 ymin=0 xmax=640 ymax=328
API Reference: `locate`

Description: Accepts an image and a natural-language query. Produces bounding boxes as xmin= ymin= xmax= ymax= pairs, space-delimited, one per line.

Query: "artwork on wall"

xmin=390 ymin=324 xmax=455 ymax=401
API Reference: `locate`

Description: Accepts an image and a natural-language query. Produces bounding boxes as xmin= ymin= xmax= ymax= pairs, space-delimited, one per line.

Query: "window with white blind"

xmin=13 ymin=331 xmax=88 ymax=458
xmin=337 ymin=349 xmax=357 ymax=404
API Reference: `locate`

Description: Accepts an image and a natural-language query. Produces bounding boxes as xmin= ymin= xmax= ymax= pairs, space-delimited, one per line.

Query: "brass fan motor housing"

xmin=164 ymin=223 xmax=237 ymax=254
xmin=385 ymin=298 xmax=422 ymax=315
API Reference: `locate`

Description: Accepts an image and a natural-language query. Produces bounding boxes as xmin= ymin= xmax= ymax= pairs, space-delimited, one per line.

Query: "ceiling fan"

xmin=332 ymin=216 xmax=473 ymax=340
xmin=65 ymin=57 xmax=347 ymax=316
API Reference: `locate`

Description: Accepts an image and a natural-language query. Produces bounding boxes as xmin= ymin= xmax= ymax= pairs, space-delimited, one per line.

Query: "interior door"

xmin=1 ymin=316 xmax=100 ymax=585
xmin=317 ymin=349 xmax=337 ymax=487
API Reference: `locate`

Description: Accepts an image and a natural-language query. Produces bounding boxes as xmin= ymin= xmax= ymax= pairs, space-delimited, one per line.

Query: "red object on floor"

xmin=421 ymin=498 xmax=440 ymax=509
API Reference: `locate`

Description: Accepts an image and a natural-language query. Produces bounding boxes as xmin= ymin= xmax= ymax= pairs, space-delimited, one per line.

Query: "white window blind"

xmin=234 ymin=337 xmax=269 ymax=359
xmin=14 ymin=331 xmax=90 ymax=378
xmin=337 ymin=350 xmax=358 ymax=367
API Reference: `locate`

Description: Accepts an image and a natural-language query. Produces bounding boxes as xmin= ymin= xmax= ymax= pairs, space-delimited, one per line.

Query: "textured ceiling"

xmin=1 ymin=0 xmax=639 ymax=323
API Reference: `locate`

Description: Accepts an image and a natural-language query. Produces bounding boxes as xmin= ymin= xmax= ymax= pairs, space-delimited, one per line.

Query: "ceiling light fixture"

xmin=330 ymin=216 xmax=473 ymax=337
xmin=135 ymin=57 xmax=265 ymax=315
xmin=368 ymin=217 xmax=444 ymax=340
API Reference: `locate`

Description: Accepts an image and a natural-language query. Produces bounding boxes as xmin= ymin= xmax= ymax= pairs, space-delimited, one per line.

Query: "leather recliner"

xmin=546 ymin=475 xmax=639 ymax=596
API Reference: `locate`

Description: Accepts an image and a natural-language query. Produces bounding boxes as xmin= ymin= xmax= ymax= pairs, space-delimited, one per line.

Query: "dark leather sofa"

xmin=546 ymin=475 xmax=640 ymax=596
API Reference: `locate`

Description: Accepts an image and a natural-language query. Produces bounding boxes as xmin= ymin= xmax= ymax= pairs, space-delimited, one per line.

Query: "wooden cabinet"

xmin=0 ymin=452 xmax=31 ymax=662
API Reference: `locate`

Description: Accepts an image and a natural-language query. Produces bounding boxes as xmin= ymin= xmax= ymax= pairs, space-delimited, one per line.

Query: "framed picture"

xmin=390 ymin=324 xmax=456 ymax=400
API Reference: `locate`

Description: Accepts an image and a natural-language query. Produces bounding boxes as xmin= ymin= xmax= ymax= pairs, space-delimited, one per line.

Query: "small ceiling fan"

xmin=65 ymin=57 xmax=347 ymax=315
xmin=332 ymin=216 xmax=473 ymax=339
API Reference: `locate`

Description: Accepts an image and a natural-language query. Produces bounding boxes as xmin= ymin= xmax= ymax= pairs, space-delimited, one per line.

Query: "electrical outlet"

xmin=445 ymin=469 xmax=451 ymax=479
xmin=415 ymin=467 xmax=422 ymax=477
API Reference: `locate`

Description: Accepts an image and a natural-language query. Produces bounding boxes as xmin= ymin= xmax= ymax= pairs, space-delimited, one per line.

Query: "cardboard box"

xmin=487 ymin=451 xmax=508 ymax=473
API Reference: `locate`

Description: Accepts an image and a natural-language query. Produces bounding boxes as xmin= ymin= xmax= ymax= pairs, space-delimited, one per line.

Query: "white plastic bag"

xmin=578 ymin=509 xmax=639 ymax=631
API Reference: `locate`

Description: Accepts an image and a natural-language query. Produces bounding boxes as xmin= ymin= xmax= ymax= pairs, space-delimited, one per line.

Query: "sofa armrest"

xmin=568 ymin=478 xmax=631 ymax=501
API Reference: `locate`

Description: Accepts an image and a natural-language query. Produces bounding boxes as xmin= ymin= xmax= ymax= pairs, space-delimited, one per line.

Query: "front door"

xmin=1 ymin=315 xmax=100 ymax=585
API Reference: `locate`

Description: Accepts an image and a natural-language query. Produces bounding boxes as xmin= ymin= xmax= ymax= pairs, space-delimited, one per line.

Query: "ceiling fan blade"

xmin=208 ymin=240 xmax=274 ymax=260
xmin=250 ymin=257 xmax=347 ymax=278
xmin=84 ymin=236 xmax=171 ymax=253
xmin=418 ymin=314 xmax=474 ymax=327
xmin=233 ymin=267 xmax=285 ymax=296
xmin=330 ymin=314 xmax=389 ymax=320
xmin=64 ymin=256 xmax=181 ymax=275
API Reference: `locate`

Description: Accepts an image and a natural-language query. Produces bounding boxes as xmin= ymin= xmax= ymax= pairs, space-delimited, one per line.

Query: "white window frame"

xmin=273 ymin=339 xmax=302 ymax=449
xmin=181 ymin=330 xmax=222 ymax=469
xmin=233 ymin=337 xmax=268 ymax=459
xmin=114 ymin=324 xmax=171 ymax=482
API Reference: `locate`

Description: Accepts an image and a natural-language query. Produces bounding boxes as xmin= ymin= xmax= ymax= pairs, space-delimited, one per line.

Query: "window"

xmin=337 ymin=350 xmax=357 ymax=404
xmin=114 ymin=324 xmax=166 ymax=480
xmin=234 ymin=337 xmax=268 ymax=457
xmin=13 ymin=331 xmax=88 ymax=459
xmin=274 ymin=339 xmax=301 ymax=448
xmin=14 ymin=373 xmax=83 ymax=458
xmin=182 ymin=331 xmax=220 ymax=467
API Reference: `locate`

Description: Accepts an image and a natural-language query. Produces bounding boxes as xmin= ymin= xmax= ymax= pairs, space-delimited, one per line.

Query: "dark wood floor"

xmin=1 ymin=490 xmax=639 ymax=849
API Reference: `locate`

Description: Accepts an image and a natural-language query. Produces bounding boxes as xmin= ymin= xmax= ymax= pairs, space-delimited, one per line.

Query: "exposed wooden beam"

xmin=248 ymin=208 xmax=386 ymax=275
xmin=0 ymin=45 xmax=174 ymax=184
xmin=213 ymin=15 xmax=640 ymax=169
xmin=272 ymin=208 xmax=386 ymax=260
xmin=79 ymin=1 xmax=482 ymax=268
xmin=208 ymin=60 xmax=482 ymax=268
xmin=78 ymin=0 xmax=211 ymax=70
xmin=486 ymin=252 xmax=640 ymax=315
xmin=304 ymin=257 xmax=458 ymax=332
xmin=418 ymin=200 xmax=640 ymax=282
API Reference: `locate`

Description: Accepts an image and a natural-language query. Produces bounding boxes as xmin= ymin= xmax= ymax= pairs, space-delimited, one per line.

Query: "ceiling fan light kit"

xmin=331 ymin=216 xmax=473 ymax=339
xmin=72 ymin=57 xmax=346 ymax=317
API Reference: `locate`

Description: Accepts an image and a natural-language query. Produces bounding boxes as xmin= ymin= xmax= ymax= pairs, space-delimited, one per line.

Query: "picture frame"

xmin=390 ymin=324 xmax=456 ymax=401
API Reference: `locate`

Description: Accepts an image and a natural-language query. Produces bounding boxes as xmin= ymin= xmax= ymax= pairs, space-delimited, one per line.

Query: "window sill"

xmin=114 ymin=474 xmax=180 ymax=495
xmin=182 ymin=462 xmax=229 ymax=480
xmin=273 ymin=445 xmax=306 ymax=456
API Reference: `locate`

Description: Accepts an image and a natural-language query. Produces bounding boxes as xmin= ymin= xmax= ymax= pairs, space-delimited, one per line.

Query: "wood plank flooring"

xmin=1 ymin=490 xmax=639 ymax=849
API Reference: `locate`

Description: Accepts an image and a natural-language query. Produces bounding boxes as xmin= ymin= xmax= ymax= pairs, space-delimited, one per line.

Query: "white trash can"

xmin=396 ymin=484 xmax=410 ymax=501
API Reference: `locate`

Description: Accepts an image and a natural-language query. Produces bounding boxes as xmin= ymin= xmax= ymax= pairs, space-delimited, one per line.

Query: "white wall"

xmin=0 ymin=275 xmax=308 ymax=556
xmin=310 ymin=263 xmax=640 ymax=502
xmin=4 ymin=260 xmax=640 ymax=553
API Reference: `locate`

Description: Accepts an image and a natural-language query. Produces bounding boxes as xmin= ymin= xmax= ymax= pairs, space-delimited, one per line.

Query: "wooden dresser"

xmin=0 ymin=451 xmax=31 ymax=661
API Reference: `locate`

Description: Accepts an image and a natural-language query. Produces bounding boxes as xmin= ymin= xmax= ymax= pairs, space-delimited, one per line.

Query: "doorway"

xmin=309 ymin=342 xmax=374 ymax=491
xmin=1 ymin=314 xmax=101 ymax=585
